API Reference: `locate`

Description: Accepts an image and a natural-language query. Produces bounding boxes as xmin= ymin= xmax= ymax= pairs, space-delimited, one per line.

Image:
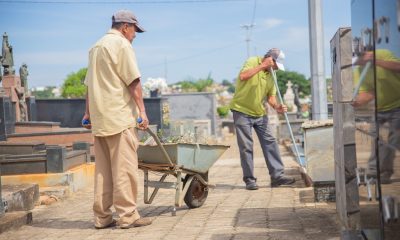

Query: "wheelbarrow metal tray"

xmin=138 ymin=143 xmax=229 ymax=174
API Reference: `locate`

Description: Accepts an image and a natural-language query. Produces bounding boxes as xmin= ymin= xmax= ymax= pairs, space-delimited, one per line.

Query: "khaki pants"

xmin=93 ymin=128 xmax=141 ymax=228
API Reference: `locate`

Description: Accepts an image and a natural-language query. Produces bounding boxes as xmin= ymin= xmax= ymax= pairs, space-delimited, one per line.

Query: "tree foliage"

xmin=61 ymin=68 xmax=87 ymax=98
xmin=221 ymin=79 xmax=235 ymax=93
xmin=175 ymin=73 xmax=214 ymax=92
xmin=275 ymin=70 xmax=310 ymax=98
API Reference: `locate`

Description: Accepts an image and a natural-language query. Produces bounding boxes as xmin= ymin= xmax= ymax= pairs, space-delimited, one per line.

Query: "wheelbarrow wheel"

xmin=183 ymin=172 xmax=209 ymax=208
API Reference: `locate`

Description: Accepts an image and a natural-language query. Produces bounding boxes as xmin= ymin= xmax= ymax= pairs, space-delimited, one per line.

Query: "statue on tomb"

xmin=15 ymin=86 xmax=28 ymax=122
xmin=19 ymin=63 xmax=29 ymax=95
xmin=293 ymin=84 xmax=302 ymax=118
xmin=0 ymin=57 xmax=2 ymax=83
xmin=2 ymin=33 xmax=15 ymax=75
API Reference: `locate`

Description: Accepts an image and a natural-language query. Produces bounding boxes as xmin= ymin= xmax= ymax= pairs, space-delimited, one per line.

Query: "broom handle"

xmin=270 ymin=67 xmax=304 ymax=167
xmin=352 ymin=61 xmax=372 ymax=101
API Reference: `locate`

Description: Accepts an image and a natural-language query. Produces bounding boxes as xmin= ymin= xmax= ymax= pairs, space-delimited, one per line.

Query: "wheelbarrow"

xmin=137 ymin=128 xmax=229 ymax=215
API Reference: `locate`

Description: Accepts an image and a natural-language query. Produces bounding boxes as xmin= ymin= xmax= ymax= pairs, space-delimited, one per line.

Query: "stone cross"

xmin=283 ymin=80 xmax=297 ymax=113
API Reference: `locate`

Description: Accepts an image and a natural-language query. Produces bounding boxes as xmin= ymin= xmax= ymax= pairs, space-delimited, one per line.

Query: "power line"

xmin=141 ymin=40 xmax=242 ymax=70
xmin=240 ymin=0 xmax=257 ymax=58
xmin=0 ymin=0 xmax=250 ymax=4
xmin=249 ymin=0 xmax=257 ymax=40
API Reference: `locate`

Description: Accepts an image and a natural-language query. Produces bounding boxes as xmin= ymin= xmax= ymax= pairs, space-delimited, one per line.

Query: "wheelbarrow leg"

xmin=144 ymin=170 xmax=149 ymax=203
xmin=144 ymin=170 xmax=168 ymax=204
xmin=173 ymin=171 xmax=183 ymax=216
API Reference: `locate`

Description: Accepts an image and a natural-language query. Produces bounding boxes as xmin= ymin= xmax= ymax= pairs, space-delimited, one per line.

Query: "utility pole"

xmin=308 ymin=0 xmax=328 ymax=120
xmin=241 ymin=24 xmax=255 ymax=58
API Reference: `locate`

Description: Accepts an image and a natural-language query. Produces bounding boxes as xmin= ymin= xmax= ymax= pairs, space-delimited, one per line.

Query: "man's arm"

xmin=128 ymin=78 xmax=149 ymax=129
xmin=352 ymin=91 xmax=375 ymax=107
xmin=357 ymin=51 xmax=400 ymax=73
xmin=375 ymin=59 xmax=400 ymax=72
xmin=239 ymin=57 xmax=275 ymax=81
xmin=82 ymin=88 xmax=91 ymax=129
xmin=267 ymin=95 xmax=287 ymax=114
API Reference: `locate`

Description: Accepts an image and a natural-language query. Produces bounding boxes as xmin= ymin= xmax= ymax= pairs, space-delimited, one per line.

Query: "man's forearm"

xmin=376 ymin=59 xmax=400 ymax=72
xmin=85 ymin=88 xmax=90 ymax=115
xmin=129 ymin=78 xmax=146 ymax=113
xmin=239 ymin=65 xmax=264 ymax=81
xmin=267 ymin=96 xmax=279 ymax=109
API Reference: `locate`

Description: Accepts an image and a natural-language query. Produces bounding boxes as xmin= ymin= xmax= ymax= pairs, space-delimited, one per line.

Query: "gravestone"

xmin=143 ymin=97 xmax=169 ymax=130
xmin=164 ymin=92 xmax=217 ymax=135
xmin=0 ymin=96 xmax=15 ymax=139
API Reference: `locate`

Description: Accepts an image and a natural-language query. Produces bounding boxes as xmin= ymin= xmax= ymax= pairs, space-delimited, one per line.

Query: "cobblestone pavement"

xmin=0 ymin=136 xmax=340 ymax=240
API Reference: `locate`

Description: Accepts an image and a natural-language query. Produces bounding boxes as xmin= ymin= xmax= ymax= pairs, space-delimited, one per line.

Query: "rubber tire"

xmin=183 ymin=172 xmax=209 ymax=208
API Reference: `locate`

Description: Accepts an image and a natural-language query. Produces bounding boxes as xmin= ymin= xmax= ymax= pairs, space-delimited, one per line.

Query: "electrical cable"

xmin=141 ymin=40 xmax=242 ymax=70
xmin=0 ymin=0 xmax=250 ymax=4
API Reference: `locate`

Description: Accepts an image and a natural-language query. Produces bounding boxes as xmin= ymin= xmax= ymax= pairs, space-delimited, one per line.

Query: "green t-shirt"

xmin=229 ymin=56 xmax=276 ymax=117
xmin=356 ymin=49 xmax=400 ymax=112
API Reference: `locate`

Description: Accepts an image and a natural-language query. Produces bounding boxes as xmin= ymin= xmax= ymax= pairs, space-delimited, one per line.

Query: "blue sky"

xmin=0 ymin=0 xmax=350 ymax=88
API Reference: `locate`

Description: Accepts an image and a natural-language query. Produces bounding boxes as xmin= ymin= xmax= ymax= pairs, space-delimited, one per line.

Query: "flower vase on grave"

xmin=150 ymin=89 xmax=160 ymax=97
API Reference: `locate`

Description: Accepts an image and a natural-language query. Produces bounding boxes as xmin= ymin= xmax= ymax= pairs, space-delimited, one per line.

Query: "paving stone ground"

xmin=0 ymin=135 xmax=340 ymax=240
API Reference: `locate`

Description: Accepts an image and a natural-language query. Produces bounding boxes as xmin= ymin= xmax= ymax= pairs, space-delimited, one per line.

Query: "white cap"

xmin=265 ymin=48 xmax=285 ymax=71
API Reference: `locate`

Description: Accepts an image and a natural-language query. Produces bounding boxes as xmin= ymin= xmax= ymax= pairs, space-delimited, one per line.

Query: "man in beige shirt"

xmin=82 ymin=9 xmax=152 ymax=229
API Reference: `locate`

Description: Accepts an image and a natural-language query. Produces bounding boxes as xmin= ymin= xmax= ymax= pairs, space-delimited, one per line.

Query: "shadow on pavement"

xmin=31 ymin=219 xmax=93 ymax=230
xmin=209 ymin=207 xmax=339 ymax=239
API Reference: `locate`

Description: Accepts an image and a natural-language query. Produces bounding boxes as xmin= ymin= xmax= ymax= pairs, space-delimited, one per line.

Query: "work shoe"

xmin=119 ymin=217 xmax=153 ymax=229
xmin=95 ymin=219 xmax=117 ymax=229
xmin=379 ymin=172 xmax=392 ymax=184
xmin=245 ymin=182 xmax=259 ymax=190
xmin=367 ymin=170 xmax=392 ymax=184
xmin=271 ymin=176 xmax=295 ymax=188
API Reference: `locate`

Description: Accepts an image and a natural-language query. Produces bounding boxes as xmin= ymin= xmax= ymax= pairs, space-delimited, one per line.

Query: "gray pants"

xmin=233 ymin=110 xmax=284 ymax=183
xmin=368 ymin=107 xmax=400 ymax=176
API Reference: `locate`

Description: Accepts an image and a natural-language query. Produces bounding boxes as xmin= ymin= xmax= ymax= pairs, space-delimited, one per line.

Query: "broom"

xmin=269 ymin=67 xmax=313 ymax=187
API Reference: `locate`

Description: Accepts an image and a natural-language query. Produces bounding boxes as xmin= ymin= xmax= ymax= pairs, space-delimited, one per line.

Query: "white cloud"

xmin=263 ymin=18 xmax=284 ymax=29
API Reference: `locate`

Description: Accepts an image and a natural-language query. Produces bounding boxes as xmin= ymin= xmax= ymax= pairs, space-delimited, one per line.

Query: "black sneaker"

xmin=245 ymin=182 xmax=259 ymax=190
xmin=271 ymin=176 xmax=295 ymax=188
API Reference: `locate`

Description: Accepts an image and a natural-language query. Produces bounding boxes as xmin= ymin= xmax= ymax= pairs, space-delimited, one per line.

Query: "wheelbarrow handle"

xmin=139 ymin=127 xmax=175 ymax=167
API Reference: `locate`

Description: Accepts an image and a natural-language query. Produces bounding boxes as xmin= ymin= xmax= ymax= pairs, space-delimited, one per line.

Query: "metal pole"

xmin=241 ymin=24 xmax=255 ymax=58
xmin=270 ymin=68 xmax=305 ymax=167
xmin=308 ymin=0 xmax=328 ymax=120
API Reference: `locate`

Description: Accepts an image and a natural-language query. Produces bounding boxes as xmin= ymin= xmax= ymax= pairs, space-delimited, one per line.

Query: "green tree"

xmin=275 ymin=70 xmax=310 ymax=98
xmin=61 ymin=68 xmax=87 ymax=98
xmin=31 ymin=86 xmax=57 ymax=99
xmin=174 ymin=73 xmax=214 ymax=92
xmin=326 ymin=77 xmax=333 ymax=102
xmin=175 ymin=80 xmax=197 ymax=92
xmin=221 ymin=79 xmax=235 ymax=93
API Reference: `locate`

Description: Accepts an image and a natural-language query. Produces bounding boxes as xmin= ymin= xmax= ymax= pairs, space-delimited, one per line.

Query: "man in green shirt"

xmin=353 ymin=49 xmax=400 ymax=184
xmin=230 ymin=48 xmax=295 ymax=190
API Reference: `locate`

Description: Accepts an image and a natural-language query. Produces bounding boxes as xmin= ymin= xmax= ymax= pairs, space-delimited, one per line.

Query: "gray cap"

xmin=265 ymin=48 xmax=285 ymax=71
xmin=112 ymin=10 xmax=145 ymax=33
